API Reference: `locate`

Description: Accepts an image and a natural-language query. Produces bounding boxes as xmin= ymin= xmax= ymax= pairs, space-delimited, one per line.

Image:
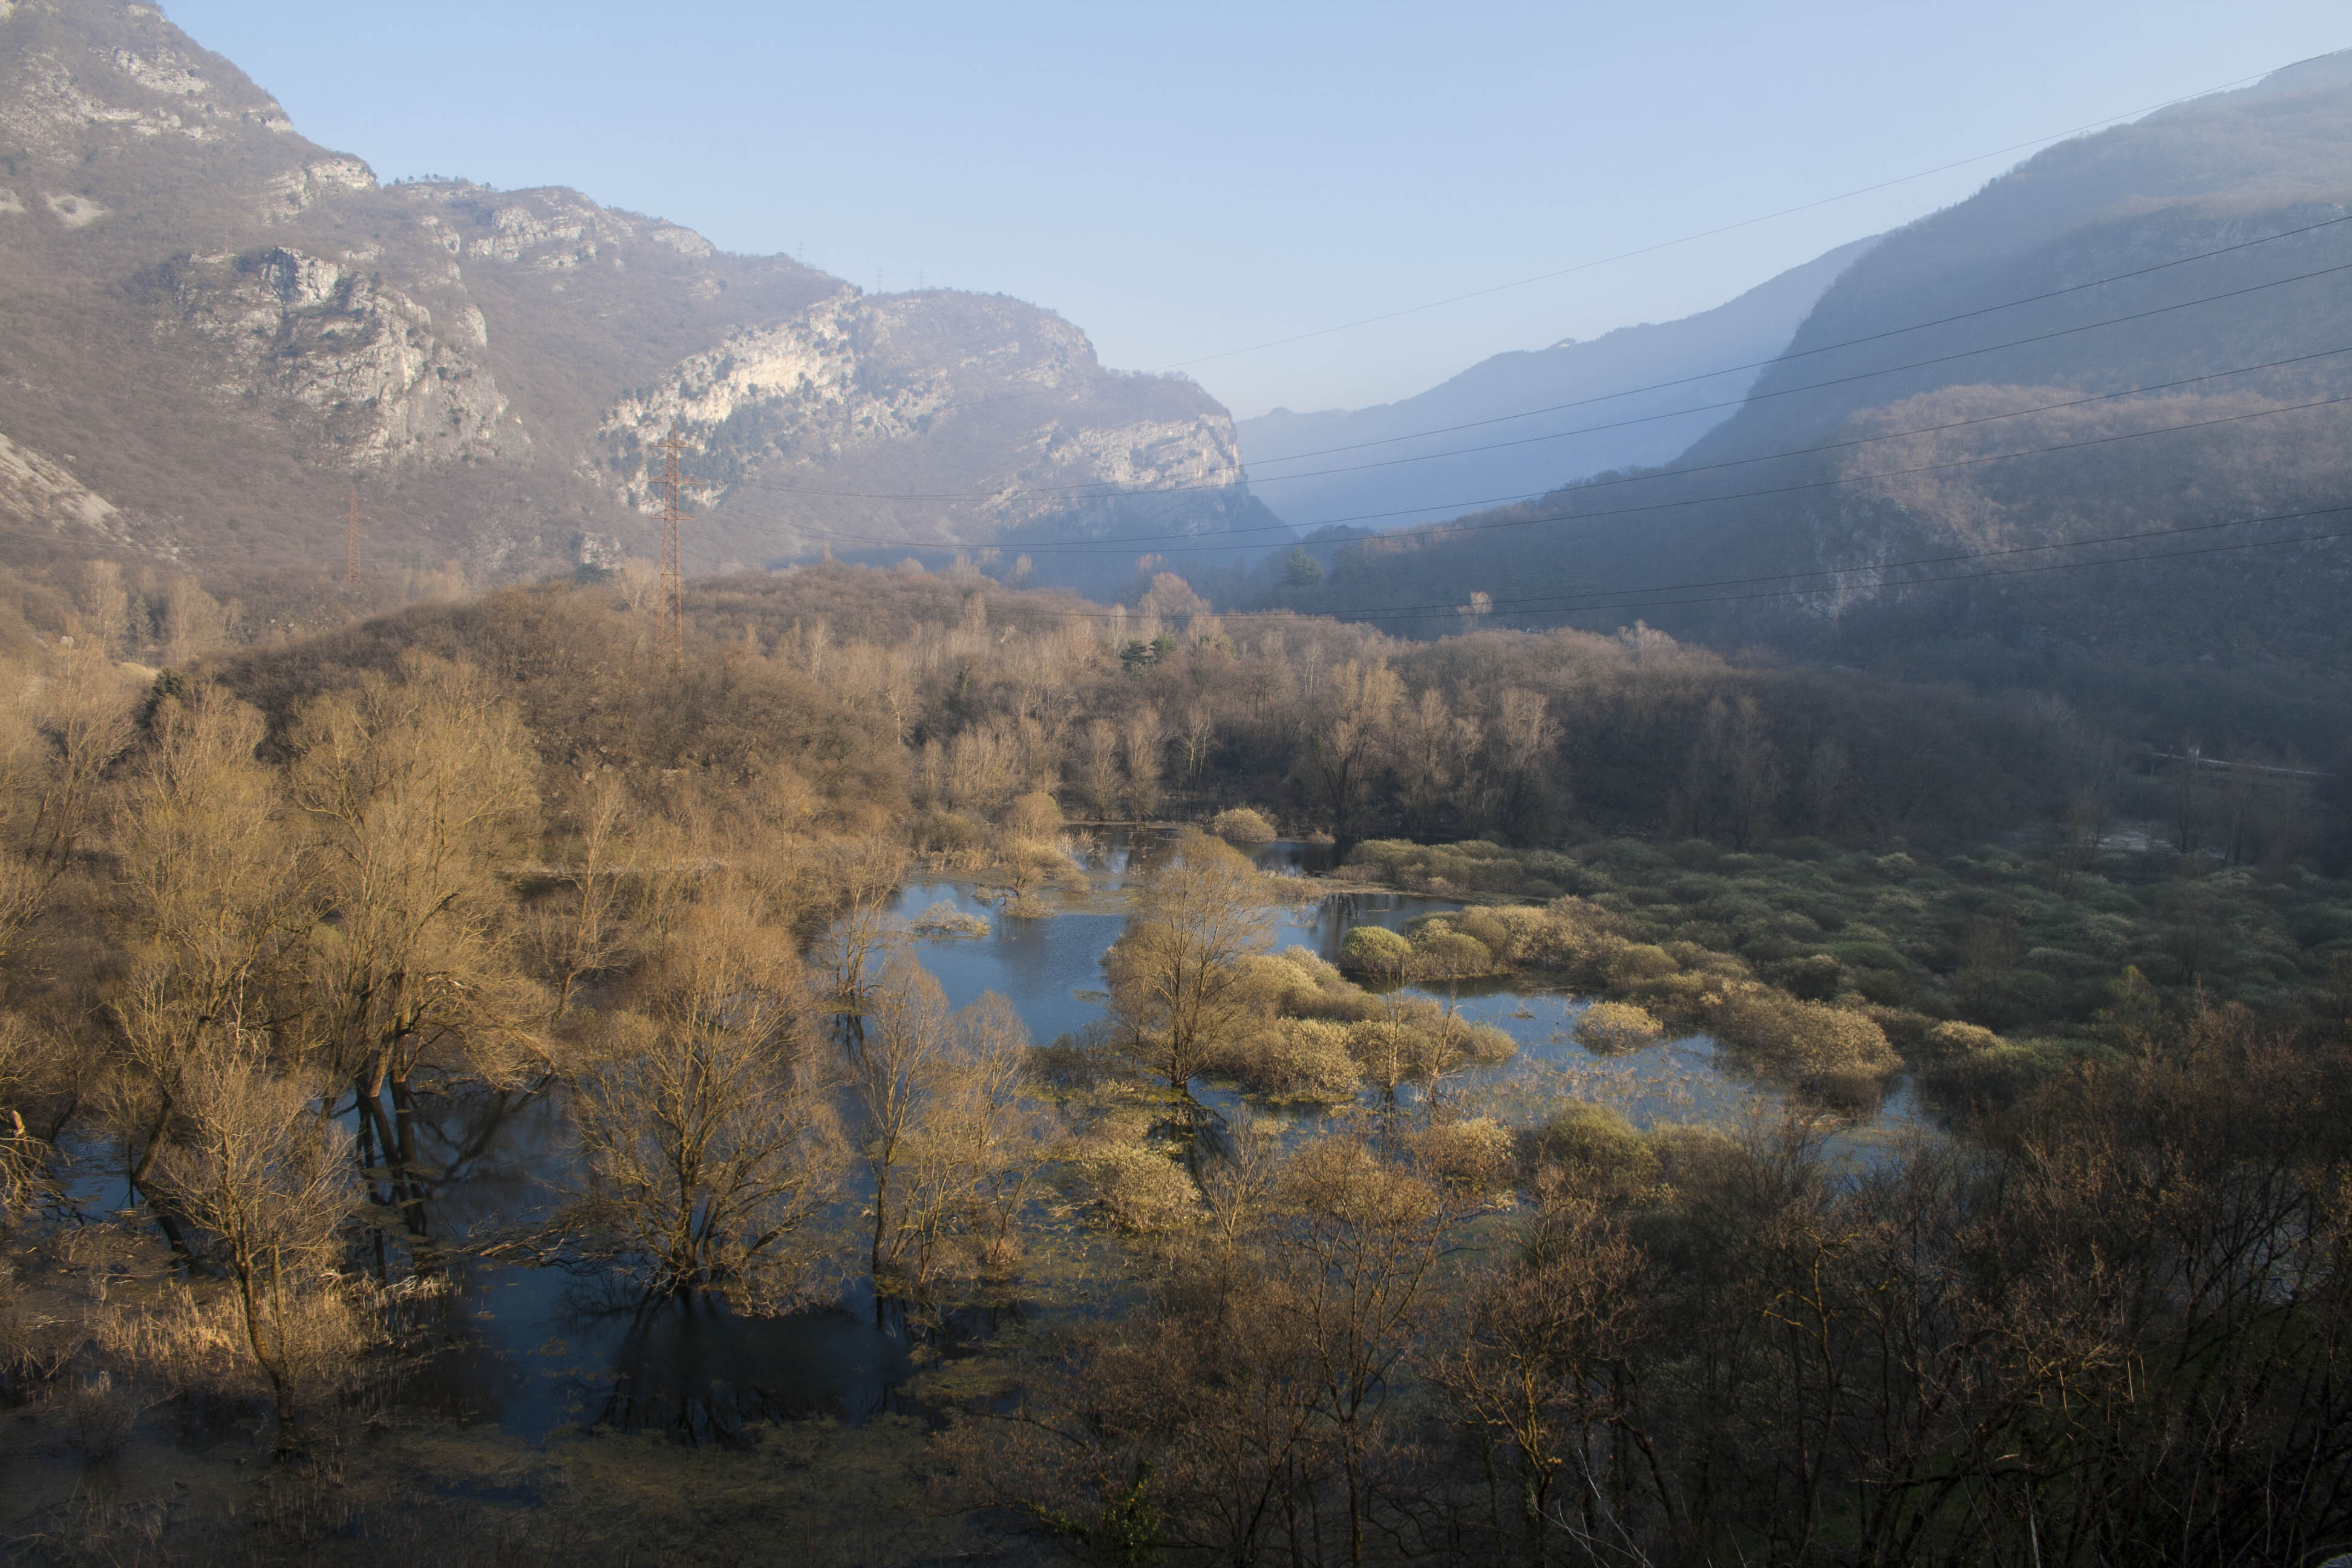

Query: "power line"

xmin=730 ymin=240 xmax=2352 ymax=523
xmin=776 ymin=350 xmax=2352 ymax=558
xmin=1155 ymin=54 xmax=2336 ymax=370
xmin=1474 ymin=517 xmax=2352 ymax=624
xmin=1302 ymin=388 xmax=2352 ymax=569
xmin=901 ymin=500 xmax=2352 ymax=627
xmin=1471 ymin=502 xmax=2352 ymax=616
xmin=1240 ymin=213 xmax=2352 ymax=469
xmin=635 ymin=54 xmax=2347 ymax=517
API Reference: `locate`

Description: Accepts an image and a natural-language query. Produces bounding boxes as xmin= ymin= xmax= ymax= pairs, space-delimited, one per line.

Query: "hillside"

xmin=1236 ymin=238 xmax=1875 ymax=532
xmin=1276 ymin=50 xmax=2352 ymax=757
xmin=0 ymin=0 xmax=1268 ymax=621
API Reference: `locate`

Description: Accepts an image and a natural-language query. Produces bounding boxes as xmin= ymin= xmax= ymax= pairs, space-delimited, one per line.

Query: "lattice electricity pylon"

xmin=650 ymin=428 xmax=710 ymax=673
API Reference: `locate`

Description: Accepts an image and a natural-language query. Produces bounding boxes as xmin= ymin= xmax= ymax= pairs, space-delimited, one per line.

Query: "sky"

xmin=166 ymin=1 xmax=2350 ymax=420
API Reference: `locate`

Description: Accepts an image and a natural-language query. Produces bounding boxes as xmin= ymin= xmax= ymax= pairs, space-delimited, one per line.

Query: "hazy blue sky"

xmin=166 ymin=1 xmax=2348 ymax=419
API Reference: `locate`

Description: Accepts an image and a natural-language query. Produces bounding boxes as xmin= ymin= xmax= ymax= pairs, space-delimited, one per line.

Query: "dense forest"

xmin=0 ymin=556 xmax=2342 ymax=1564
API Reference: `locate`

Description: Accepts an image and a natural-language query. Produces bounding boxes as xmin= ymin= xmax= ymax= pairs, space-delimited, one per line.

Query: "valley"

xmin=0 ymin=5 xmax=2348 ymax=1564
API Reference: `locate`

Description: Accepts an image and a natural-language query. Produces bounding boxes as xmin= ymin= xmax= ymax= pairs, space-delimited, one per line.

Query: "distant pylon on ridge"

xmin=652 ymin=428 xmax=709 ymax=674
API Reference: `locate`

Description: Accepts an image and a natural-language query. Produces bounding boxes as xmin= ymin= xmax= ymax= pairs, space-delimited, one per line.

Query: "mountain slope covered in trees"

xmin=1277 ymin=50 xmax=2352 ymax=762
xmin=1236 ymin=238 xmax=1875 ymax=533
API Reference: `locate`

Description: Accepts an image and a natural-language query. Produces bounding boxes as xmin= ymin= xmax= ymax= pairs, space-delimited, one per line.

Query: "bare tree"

xmin=1481 ymin=686 xmax=1560 ymax=841
xmin=1275 ymin=1136 xmax=1455 ymax=1567
xmin=76 ymin=559 xmax=132 ymax=659
xmin=1299 ymin=659 xmax=1400 ymax=843
xmin=1682 ymin=694 xmax=1782 ymax=851
xmin=288 ymin=655 xmax=545 ymax=1251
xmin=21 ymin=642 xmax=138 ymax=881
xmin=812 ymin=837 xmax=910 ymax=1022
xmin=152 ymin=1044 xmax=360 ymax=1449
xmin=103 ymin=685 xmax=308 ymax=1258
xmin=520 ymin=770 xmax=633 ymax=1019
xmin=1394 ymin=687 xmax=1480 ymax=838
xmin=852 ymin=956 xmax=955 ymax=1281
xmin=1177 ymin=698 xmax=1218 ymax=787
xmin=560 ymin=874 xmax=841 ymax=1303
xmin=1122 ymin=706 xmax=1165 ymax=822
xmin=1103 ymin=832 xmax=1273 ymax=1163
xmin=888 ymin=989 xmax=1050 ymax=1284
xmin=1076 ymin=719 xmax=1122 ymax=822
xmin=1436 ymin=1192 xmax=1652 ymax=1563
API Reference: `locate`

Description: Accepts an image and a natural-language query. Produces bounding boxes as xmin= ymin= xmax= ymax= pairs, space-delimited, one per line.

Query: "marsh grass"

xmin=1348 ymin=835 xmax=2352 ymax=1034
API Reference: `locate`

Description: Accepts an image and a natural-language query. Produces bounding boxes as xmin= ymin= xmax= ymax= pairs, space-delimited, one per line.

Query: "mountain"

xmin=1235 ymin=238 xmax=1875 ymax=533
xmin=1278 ymin=50 xmax=2352 ymax=753
xmin=0 ymin=0 xmax=1267 ymax=616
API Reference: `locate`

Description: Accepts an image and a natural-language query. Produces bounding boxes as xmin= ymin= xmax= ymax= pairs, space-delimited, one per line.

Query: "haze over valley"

xmin=2 ymin=4 xmax=2351 ymax=1564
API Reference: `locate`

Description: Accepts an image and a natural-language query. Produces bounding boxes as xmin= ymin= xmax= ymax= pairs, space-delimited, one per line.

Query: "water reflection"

xmin=405 ymin=834 xmax=1919 ymax=1439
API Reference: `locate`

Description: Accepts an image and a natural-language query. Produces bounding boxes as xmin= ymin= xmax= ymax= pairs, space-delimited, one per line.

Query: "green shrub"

xmin=1526 ymin=1103 xmax=1658 ymax=1191
xmin=1925 ymin=1020 xmax=2002 ymax=1056
xmin=1708 ymin=988 xmax=1897 ymax=1077
xmin=1219 ymin=1019 xmax=1359 ymax=1102
xmin=1413 ymin=930 xmax=1500 ymax=980
xmin=1574 ymin=1000 xmax=1665 ymax=1053
xmin=1337 ymin=924 xmax=1413 ymax=979
xmin=1345 ymin=1021 xmax=1431 ymax=1086
xmin=1861 ymin=1005 xmax=1940 ymax=1056
xmin=1919 ymin=1037 xmax=2086 ymax=1112
xmin=1648 ymin=1123 xmax=1742 ymax=1191
xmin=1002 ymin=790 xmax=1063 ymax=840
xmin=910 ymin=904 xmax=991 ymax=939
xmin=1767 ymin=953 xmax=1845 ymax=1001
xmin=1443 ymin=1021 xmax=1520 ymax=1065
xmin=1608 ymin=944 xmax=1681 ymax=987
xmin=1209 ymin=806 xmax=1278 ymax=843
xmin=1406 ymin=1116 xmax=1515 ymax=1192
xmin=912 ymin=807 xmax=988 ymax=854
xmin=1067 ymin=1142 xmax=1201 ymax=1234
xmin=1832 ymin=937 xmax=1912 ymax=969
xmin=1850 ymin=967 xmax=1915 ymax=1007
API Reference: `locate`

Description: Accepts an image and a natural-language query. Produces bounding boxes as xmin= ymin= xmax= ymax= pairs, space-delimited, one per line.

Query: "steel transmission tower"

xmin=651 ymin=428 xmax=707 ymax=673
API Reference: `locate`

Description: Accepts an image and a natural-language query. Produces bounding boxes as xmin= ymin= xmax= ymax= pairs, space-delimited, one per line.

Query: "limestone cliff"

xmin=0 ymin=0 xmax=1264 ymax=601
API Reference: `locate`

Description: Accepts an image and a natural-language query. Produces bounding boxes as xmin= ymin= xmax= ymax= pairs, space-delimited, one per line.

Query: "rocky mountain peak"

xmin=0 ymin=0 xmax=1269 ymax=611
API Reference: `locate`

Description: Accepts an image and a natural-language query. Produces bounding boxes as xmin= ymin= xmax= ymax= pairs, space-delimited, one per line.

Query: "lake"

xmin=375 ymin=834 xmax=1927 ymax=1442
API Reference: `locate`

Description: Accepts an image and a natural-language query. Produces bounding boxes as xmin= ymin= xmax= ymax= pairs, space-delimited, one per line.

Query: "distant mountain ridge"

xmin=1275 ymin=48 xmax=2352 ymax=748
xmin=0 ymin=0 xmax=1267 ymax=612
xmin=1235 ymin=239 xmax=1875 ymax=533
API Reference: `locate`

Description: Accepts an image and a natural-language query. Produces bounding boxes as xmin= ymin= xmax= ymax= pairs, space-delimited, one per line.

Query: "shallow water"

xmin=348 ymin=837 xmax=1920 ymax=1442
xmin=900 ymin=837 xmax=1925 ymax=1152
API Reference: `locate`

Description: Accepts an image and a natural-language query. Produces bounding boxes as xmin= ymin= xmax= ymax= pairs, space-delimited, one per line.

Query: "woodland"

xmin=0 ymin=557 xmax=2344 ymax=1566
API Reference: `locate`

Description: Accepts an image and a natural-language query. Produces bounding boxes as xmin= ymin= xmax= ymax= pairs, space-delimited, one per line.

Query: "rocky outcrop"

xmin=0 ymin=427 xmax=126 ymax=543
xmin=261 ymin=156 xmax=378 ymax=219
xmin=0 ymin=0 xmax=1267 ymax=591
xmin=598 ymin=290 xmax=1252 ymax=555
xmin=170 ymin=247 xmax=515 ymax=470
xmin=0 ymin=17 xmax=295 ymax=161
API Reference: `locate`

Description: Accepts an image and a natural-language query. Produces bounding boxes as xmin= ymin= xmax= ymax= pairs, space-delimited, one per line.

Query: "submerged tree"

xmin=103 ymin=684 xmax=307 ymax=1259
xmin=152 ymin=1044 xmax=361 ymax=1450
xmin=1102 ymin=831 xmax=1273 ymax=1163
xmin=289 ymin=654 xmax=546 ymax=1250
xmin=854 ymin=956 xmax=955 ymax=1281
xmin=880 ymin=987 xmax=1051 ymax=1287
xmin=560 ymin=872 xmax=842 ymax=1304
